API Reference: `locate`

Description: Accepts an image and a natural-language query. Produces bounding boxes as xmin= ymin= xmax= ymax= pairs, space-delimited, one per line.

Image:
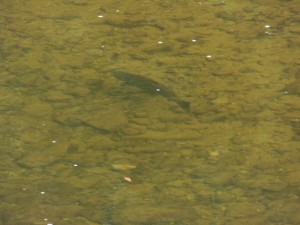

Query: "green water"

xmin=1 ymin=0 xmax=299 ymax=224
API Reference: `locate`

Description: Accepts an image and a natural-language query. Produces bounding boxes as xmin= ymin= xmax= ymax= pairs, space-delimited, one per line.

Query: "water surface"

xmin=1 ymin=0 xmax=299 ymax=224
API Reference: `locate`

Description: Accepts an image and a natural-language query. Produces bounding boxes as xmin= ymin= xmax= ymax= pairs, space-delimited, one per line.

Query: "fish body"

xmin=113 ymin=71 xmax=190 ymax=111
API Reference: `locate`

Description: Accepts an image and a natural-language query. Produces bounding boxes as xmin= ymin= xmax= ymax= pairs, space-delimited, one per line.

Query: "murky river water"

xmin=1 ymin=0 xmax=299 ymax=224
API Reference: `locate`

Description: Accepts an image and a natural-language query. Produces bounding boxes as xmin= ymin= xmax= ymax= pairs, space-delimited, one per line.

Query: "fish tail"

xmin=176 ymin=99 xmax=190 ymax=111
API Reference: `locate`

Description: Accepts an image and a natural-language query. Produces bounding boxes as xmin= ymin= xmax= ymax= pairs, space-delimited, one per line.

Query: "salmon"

xmin=113 ymin=71 xmax=190 ymax=112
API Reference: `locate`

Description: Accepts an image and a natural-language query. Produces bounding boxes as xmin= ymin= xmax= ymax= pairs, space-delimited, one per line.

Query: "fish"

xmin=112 ymin=70 xmax=190 ymax=111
